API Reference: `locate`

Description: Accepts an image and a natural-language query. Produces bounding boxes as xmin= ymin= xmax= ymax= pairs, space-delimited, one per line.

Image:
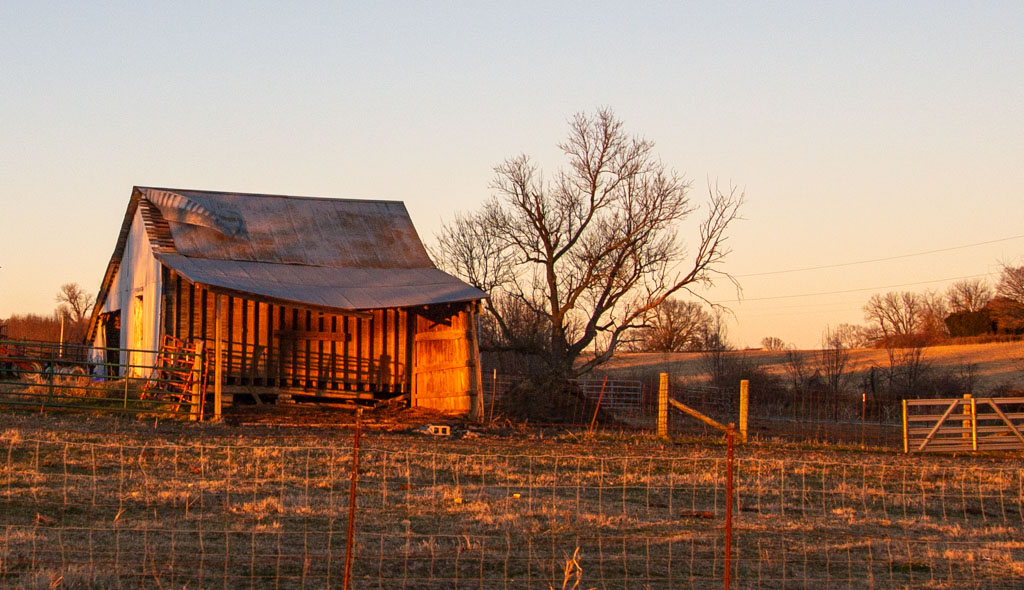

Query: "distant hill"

xmin=597 ymin=341 xmax=1024 ymax=395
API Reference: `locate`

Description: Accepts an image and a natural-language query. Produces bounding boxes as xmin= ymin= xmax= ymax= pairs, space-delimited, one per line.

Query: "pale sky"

xmin=1 ymin=2 xmax=1022 ymax=349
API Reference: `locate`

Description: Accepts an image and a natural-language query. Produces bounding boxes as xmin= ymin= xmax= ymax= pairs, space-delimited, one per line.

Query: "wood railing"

xmin=903 ymin=396 xmax=1024 ymax=453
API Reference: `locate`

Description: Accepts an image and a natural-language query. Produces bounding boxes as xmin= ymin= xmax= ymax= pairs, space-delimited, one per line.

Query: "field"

xmin=599 ymin=341 xmax=1024 ymax=394
xmin=0 ymin=410 xmax=1022 ymax=588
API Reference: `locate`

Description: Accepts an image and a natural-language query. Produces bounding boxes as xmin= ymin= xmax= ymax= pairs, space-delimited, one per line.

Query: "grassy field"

xmin=0 ymin=410 xmax=1022 ymax=588
xmin=599 ymin=340 xmax=1024 ymax=395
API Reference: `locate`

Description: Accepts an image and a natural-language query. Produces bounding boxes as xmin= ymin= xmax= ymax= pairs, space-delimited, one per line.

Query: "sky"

xmin=1 ymin=2 xmax=1022 ymax=349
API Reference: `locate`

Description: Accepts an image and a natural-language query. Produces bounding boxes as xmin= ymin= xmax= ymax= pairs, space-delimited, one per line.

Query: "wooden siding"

xmin=412 ymin=308 xmax=474 ymax=413
xmin=163 ymin=271 xmax=417 ymax=396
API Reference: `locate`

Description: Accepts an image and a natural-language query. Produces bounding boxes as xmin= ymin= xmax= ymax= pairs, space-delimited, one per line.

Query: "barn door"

xmin=412 ymin=309 xmax=476 ymax=413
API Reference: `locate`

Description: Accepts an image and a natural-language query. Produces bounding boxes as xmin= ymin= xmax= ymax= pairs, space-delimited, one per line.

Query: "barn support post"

xmin=214 ymin=293 xmax=223 ymax=420
xmin=468 ymin=303 xmax=484 ymax=422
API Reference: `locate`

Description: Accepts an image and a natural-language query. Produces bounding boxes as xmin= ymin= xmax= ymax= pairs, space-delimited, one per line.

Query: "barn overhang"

xmin=154 ymin=253 xmax=488 ymax=313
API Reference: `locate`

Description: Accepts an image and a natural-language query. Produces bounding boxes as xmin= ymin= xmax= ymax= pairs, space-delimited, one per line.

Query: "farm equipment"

xmin=0 ymin=340 xmax=44 ymax=380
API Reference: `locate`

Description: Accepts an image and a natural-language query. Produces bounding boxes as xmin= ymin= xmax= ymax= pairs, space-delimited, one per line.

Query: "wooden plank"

xmin=915 ymin=399 xmax=964 ymax=453
xmin=414 ymin=331 xmax=470 ymax=342
xmin=985 ymin=399 xmax=1024 ymax=445
xmin=415 ymin=361 xmax=474 ymax=375
xmin=668 ymin=397 xmax=730 ymax=434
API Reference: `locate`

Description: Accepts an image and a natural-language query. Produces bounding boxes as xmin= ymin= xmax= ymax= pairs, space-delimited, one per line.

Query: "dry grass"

xmin=0 ymin=412 xmax=1020 ymax=587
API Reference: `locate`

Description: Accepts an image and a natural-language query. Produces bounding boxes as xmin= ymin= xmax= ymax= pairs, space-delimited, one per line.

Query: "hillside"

xmin=598 ymin=340 xmax=1024 ymax=394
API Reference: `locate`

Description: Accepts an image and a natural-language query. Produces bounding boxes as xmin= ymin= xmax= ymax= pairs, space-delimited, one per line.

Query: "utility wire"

xmin=716 ymin=272 xmax=994 ymax=303
xmin=735 ymin=234 xmax=1024 ymax=278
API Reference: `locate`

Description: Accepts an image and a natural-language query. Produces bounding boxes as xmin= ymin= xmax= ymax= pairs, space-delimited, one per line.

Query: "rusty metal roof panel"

xmin=155 ymin=254 xmax=487 ymax=310
xmin=138 ymin=187 xmax=435 ymax=269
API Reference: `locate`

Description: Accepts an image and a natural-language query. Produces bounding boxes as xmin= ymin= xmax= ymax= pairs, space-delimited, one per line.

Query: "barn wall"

xmin=163 ymin=277 xmax=413 ymax=395
xmin=91 ymin=209 xmax=162 ymax=371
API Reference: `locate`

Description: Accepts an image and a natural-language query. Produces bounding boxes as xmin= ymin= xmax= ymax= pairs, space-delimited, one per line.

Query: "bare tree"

xmin=919 ymin=289 xmax=950 ymax=341
xmin=436 ymin=108 xmax=743 ymax=381
xmin=54 ymin=283 xmax=95 ymax=344
xmin=784 ymin=347 xmax=815 ymax=395
xmin=476 ymin=293 xmax=550 ymax=353
xmin=56 ymin=283 xmax=95 ymax=324
xmin=946 ymin=278 xmax=993 ymax=313
xmin=632 ymin=299 xmax=712 ymax=352
xmin=831 ymin=323 xmax=877 ymax=349
xmin=863 ymin=291 xmax=923 ymax=342
xmin=997 ymin=263 xmax=1024 ymax=304
xmin=700 ymin=309 xmax=735 ymax=386
xmin=760 ymin=336 xmax=786 ymax=351
xmin=819 ymin=326 xmax=853 ymax=397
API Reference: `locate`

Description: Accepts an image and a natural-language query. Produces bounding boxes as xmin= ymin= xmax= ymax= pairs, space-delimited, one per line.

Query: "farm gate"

xmin=0 ymin=338 xmax=205 ymax=419
xmin=903 ymin=395 xmax=1024 ymax=452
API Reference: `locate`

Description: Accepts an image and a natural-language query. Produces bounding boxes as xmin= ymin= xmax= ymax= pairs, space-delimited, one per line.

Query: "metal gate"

xmin=903 ymin=396 xmax=1024 ymax=452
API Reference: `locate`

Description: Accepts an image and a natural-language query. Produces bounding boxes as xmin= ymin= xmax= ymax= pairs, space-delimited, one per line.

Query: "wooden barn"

xmin=86 ymin=187 xmax=487 ymax=416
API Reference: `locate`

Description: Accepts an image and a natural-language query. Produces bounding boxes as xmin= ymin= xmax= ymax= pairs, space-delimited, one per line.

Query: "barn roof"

xmin=89 ymin=187 xmax=485 ymax=337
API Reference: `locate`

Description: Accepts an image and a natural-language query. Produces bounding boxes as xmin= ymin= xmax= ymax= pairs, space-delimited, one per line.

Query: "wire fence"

xmin=0 ymin=339 xmax=203 ymax=418
xmin=1 ymin=433 xmax=1021 ymax=588
xmin=482 ymin=371 xmax=906 ymax=447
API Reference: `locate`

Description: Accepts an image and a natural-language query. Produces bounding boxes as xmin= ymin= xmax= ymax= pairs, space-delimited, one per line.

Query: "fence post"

xmin=724 ymin=423 xmax=735 ymax=590
xmin=588 ymin=375 xmax=609 ymax=433
xmin=190 ymin=341 xmax=204 ymax=421
xmin=343 ymin=408 xmax=364 ymax=590
xmin=970 ymin=396 xmax=977 ymax=451
xmin=738 ymin=379 xmax=749 ymax=444
xmin=657 ymin=373 xmax=668 ymax=438
xmin=861 ymin=393 xmax=866 ymax=449
xmin=902 ymin=400 xmax=908 ymax=453
xmin=488 ymin=368 xmax=497 ymax=423
xmin=962 ymin=394 xmax=971 ymax=441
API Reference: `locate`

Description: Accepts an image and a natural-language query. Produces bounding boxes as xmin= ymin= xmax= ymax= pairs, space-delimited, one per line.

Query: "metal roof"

xmin=140 ymin=187 xmax=436 ymax=269
xmin=155 ymin=253 xmax=486 ymax=310
xmin=90 ymin=187 xmax=485 ymax=339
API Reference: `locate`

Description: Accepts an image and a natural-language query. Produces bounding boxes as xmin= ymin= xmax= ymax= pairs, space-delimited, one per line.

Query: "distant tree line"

xmin=2 ymin=283 xmax=94 ymax=344
xmin=861 ymin=264 xmax=1024 ymax=346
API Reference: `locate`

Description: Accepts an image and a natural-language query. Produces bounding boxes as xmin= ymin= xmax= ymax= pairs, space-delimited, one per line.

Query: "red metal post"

xmin=588 ymin=375 xmax=609 ymax=432
xmin=343 ymin=408 xmax=363 ymax=590
xmin=724 ymin=423 xmax=735 ymax=590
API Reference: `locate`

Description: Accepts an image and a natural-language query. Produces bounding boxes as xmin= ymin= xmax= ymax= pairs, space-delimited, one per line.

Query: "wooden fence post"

xmin=962 ymin=393 xmax=972 ymax=441
xmin=657 ymin=373 xmax=668 ymax=438
xmin=739 ymin=379 xmax=749 ymax=444
xmin=190 ymin=340 xmax=204 ymax=421
xmin=970 ymin=396 xmax=977 ymax=451
xmin=902 ymin=400 xmax=908 ymax=453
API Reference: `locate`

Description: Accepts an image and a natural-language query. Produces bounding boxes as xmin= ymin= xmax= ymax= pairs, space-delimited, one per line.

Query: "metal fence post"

xmin=343 ymin=408 xmax=364 ymax=590
xmin=738 ymin=380 xmax=749 ymax=444
xmin=657 ymin=373 xmax=668 ymax=438
xmin=724 ymin=423 xmax=735 ymax=590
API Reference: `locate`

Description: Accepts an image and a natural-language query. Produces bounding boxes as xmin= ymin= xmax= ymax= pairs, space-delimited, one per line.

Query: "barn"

xmin=86 ymin=186 xmax=487 ymax=417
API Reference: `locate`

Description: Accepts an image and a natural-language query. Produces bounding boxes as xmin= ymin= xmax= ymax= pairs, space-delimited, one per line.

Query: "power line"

xmin=715 ymin=272 xmax=994 ymax=303
xmin=735 ymin=234 xmax=1024 ymax=278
